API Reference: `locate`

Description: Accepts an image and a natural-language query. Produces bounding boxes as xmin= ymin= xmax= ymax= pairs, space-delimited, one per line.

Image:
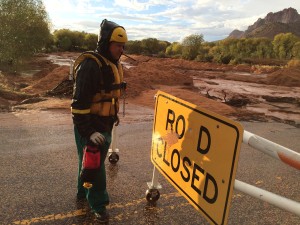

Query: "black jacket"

xmin=71 ymin=58 xmax=114 ymax=138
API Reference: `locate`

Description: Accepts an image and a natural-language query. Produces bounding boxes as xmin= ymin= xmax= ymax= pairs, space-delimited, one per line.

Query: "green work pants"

xmin=74 ymin=126 xmax=111 ymax=213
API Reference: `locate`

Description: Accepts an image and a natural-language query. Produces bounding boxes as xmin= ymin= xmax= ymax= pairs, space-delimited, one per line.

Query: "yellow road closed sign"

xmin=151 ymin=91 xmax=243 ymax=225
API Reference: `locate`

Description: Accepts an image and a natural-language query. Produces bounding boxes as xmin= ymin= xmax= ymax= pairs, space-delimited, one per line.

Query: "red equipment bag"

xmin=82 ymin=145 xmax=100 ymax=169
xmin=80 ymin=144 xmax=101 ymax=184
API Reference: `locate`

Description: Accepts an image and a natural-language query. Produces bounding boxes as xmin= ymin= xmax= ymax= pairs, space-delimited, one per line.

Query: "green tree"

xmin=207 ymin=37 xmax=275 ymax=64
xmin=166 ymin=42 xmax=182 ymax=56
xmin=124 ymin=40 xmax=142 ymax=54
xmin=195 ymin=42 xmax=215 ymax=62
xmin=141 ymin=38 xmax=162 ymax=55
xmin=53 ymin=29 xmax=85 ymax=51
xmin=273 ymin=33 xmax=300 ymax=59
xmin=253 ymin=38 xmax=273 ymax=58
xmin=158 ymin=40 xmax=170 ymax=56
xmin=71 ymin=31 xmax=86 ymax=50
xmin=0 ymin=0 xmax=51 ymax=65
xmin=208 ymin=40 xmax=233 ymax=64
xmin=291 ymin=41 xmax=300 ymax=59
xmin=53 ymin=29 xmax=98 ymax=51
xmin=59 ymin=36 xmax=72 ymax=51
xmin=181 ymin=34 xmax=204 ymax=60
xmin=83 ymin=33 xmax=98 ymax=50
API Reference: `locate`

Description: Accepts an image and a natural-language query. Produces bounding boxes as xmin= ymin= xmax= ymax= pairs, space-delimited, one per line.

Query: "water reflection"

xmin=46 ymin=55 xmax=74 ymax=66
xmin=121 ymin=61 xmax=136 ymax=69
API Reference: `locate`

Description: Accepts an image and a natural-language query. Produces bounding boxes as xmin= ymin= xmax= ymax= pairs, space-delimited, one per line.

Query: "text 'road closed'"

xmin=151 ymin=91 xmax=243 ymax=225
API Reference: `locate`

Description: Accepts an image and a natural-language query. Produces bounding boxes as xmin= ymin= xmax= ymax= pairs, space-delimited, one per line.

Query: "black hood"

xmin=96 ymin=19 xmax=121 ymax=63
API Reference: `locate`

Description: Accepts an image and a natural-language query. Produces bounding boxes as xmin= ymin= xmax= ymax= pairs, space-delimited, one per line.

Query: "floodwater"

xmin=194 ymin=77 xmax=299 ymax=98
xmin=121 ymin=61 xmax=136 ymax=69
xmin=225 ymin=71 xmax=268 ymax=78
xmin=46 ymin=54 xmax=74 ymax=66
xmin=19 ymin=55 xmax=74 ymax=77
xmin=193 ymin=74 xmax=300 ymax=125
xmin=20 ymin=69 xmax=41 ymax=76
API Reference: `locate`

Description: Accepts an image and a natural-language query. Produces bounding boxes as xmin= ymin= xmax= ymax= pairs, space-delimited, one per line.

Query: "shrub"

xmin=287 ymin=59 xmax=300 ymax=68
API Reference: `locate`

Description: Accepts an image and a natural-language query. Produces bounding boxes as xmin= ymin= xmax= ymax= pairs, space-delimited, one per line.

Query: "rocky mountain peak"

xmin=265 ymin=7 xmax=300 ymax=24
xmin=248 ymin=8 xmax=300 ymax=33
xmin=228 ymin=7 xmax=300 ymax=39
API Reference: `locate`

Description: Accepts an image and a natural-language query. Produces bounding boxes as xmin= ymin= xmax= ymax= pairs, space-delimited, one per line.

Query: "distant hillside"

xmin=228 ymin=7 xmax=300 ymax=39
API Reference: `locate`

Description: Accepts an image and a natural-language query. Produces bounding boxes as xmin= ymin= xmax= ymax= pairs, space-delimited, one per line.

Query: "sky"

xmin=43 ymin=0 xmax=300 ymax=42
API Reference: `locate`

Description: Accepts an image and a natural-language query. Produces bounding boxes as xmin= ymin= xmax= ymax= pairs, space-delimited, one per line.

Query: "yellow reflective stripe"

xmin=71 ymin=108 xmax=91 ymax=114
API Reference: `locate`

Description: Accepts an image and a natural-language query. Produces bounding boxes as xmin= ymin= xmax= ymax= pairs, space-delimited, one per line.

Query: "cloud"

xmin=43 ymin=0 xmax=300 ymax=42
xmin=113 ymin=0 xmax=150 ymax=11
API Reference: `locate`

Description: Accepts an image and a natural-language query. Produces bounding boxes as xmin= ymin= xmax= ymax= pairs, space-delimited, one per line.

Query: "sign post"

xmin=151 ymin=91 xmax=243 ymax=225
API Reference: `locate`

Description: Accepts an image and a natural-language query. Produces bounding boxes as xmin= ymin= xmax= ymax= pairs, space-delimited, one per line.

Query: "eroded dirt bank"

xmin=0 ymin=52 xmax=299 ymax=126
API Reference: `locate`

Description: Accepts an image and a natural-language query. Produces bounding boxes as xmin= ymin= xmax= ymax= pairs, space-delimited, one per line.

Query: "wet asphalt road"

xmin=0 ymin=109 xmax=299 ymax=225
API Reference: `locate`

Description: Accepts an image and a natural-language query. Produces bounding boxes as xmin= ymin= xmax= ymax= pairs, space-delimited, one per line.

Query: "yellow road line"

xmin=12 ymin=192 xmax=183 ymax=224
xmin=12 ymin=209 xmax=87 ymax=225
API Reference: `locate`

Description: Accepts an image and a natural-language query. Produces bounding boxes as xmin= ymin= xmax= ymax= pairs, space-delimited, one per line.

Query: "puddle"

xmin=121 ymin=61 xmax=136 ymax=69
xmin=47 ymin=54 xmax=135 ymax=69
xmin=197 ymin=70 xmax=268 ymax=78
xmin=46 ymin=55 xmax=74 ymax=66
xmin=17 ymin=55 xmax=74 ymax=77
xmin=20 ymin=69 xmax=41 ymax=77
xmin=226 ymin=71 xmax=268 ymax=78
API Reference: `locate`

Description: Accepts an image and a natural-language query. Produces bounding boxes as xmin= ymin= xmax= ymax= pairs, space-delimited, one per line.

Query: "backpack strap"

xmin=73 ymin=51 xmax=107 ymax=77
xmin=73 ymin=51 xmax=123 ymax=93
xmin=73 ymin=51 xmax=111 ymax=92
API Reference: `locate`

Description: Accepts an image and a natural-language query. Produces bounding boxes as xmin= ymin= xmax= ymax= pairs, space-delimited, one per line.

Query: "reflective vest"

xmin=73 ymin=51 xmax=124 ymax=117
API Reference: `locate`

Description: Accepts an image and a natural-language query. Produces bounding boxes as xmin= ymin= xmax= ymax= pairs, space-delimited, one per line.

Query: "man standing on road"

xmin=71 ymin=19 xmax=127 ymax=223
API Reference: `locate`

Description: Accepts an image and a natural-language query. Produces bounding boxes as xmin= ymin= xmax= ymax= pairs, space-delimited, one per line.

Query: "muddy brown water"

xmin=193 ymin=72 xmax=300 ymax=126
xmin=18 ymin=55 xmax=74 ymax=77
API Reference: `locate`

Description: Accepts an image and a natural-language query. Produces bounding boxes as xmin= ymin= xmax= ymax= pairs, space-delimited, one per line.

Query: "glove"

xmin=90 ymin=132 xmax=106 ymax=145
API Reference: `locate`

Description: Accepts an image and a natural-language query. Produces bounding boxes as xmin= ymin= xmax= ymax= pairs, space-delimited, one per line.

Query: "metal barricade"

xmin=147 ymin=129 xmax=300 ymax=216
